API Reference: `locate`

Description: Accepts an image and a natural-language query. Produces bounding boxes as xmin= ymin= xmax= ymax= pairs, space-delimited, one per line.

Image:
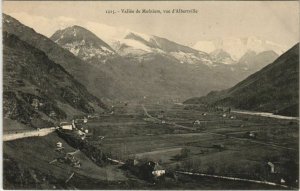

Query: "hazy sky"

xmin=3 ymin=1 xmax=299 ymax=47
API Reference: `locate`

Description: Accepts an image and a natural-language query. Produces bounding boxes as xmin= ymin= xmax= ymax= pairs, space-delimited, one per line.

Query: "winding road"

xmin=3 ymin=127 xmax=56 ymax=141
xmin=232 ymin=110 xmax=299 ymax=121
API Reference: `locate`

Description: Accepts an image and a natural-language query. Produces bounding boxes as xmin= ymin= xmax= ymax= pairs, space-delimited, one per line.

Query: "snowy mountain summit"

xmin=51 ymin=25 xmax=116 ymax=63
xmin=193 ymin=36 xmax=287 ymax=61
xmin=113 ymin=31 xmax=213 ymax=66
xmin=209 ymin=49 xmax=236 ymax=65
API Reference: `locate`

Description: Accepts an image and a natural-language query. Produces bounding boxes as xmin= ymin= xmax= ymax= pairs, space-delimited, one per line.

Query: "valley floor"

xmin=3 ymin=102 xmax=299 ymax=189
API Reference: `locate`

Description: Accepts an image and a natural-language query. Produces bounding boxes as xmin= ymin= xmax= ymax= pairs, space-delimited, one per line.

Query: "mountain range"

xmin=193 ymin=36 xmax=287 ymax=60
xmin=184 ymin=44 xmax=299 ymax=116
xmin=3 ymin=12 xmax=297 ymax=126
xmin=50 ymin=24 xmax=282 ymax=99
xmin=50 ymin=24 xmax=258 ymax=102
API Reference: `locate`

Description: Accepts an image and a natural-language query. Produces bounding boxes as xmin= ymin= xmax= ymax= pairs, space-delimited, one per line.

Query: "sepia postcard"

xmin=2 ymin=0 xmax=299 ymax=190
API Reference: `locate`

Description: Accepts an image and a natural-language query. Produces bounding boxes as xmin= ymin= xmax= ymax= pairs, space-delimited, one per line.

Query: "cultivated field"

xmin=3 ymin=102 xmax=298 ymax=189
xmin=86 ymin=102 xmax=299 ymax=188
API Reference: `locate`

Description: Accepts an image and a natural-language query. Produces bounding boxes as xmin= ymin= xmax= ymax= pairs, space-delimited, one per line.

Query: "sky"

xmin=3 ymin=1 xmax=299 ymax=48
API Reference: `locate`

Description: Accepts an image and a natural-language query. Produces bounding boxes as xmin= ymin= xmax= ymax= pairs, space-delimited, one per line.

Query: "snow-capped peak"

xmin=125 ymin=31 xmax=153 ymax=42
xmin=193 ymin=36 xmax=288 ymax=60
xmin=51 ymin=25 xmax=116 ymax=63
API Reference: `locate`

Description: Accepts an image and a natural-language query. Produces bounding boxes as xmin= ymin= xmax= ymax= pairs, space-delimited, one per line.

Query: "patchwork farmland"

xmin=85 ymin=102 xmax=299 ymax=188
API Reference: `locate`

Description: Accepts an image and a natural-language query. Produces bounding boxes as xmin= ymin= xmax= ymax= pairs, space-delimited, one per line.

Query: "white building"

xmin=59 ymin=122 xmax=73 ymax=130
xmin=56 ymin=142 xmax=63 ymax=148
xmin=152 ymin=170 xmax=166 ymax=177
xmin=194 ymin=120 xmax=201 ymax=125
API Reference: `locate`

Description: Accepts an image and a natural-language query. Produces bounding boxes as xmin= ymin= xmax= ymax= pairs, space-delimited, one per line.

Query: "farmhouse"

xmin=123 ymin=159 xmax=166 ymax=181
xmin=59 ymin=122 xmax=73 ymax=130
xmin=56 ymin=142 xmax=63 ymax=148
xmin=152 ymin=163 xmax=166 ymax=177
xmin=194 ymin=120 xmax=201 ymax=125
xmin=139 ymin=161 xmax=166 ymax=179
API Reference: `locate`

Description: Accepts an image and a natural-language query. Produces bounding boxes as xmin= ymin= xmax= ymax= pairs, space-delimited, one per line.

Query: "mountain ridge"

xmin=51 ymin=25 xmax=251 ymax=101
xmin=51 ymin=25 xmax=116 ymax=63
xmin=184 ymin=43 xmax=299 ymax=117
xmin=193 ymin=37 xmax=286 ymax=60
xmin=3 ymin=31 xmax=106 ymax=129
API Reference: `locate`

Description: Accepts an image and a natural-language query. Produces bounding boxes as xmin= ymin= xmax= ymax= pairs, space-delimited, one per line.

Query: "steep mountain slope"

xmin=3 ymin=13 xmax=116 ymax=101
xmin=185 ymin=44 xmax=299 ymax=116
xmin=51 ymin=25 xmax=116 ymax=63
xmin=238 ymin=50 xmax=279 ymax=73
xmin=3 ymin=31 xmax=105 ymax=129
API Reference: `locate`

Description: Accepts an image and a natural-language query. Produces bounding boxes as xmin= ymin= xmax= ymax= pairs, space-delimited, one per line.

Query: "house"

xmin=249 ymin=132 xmax=256 ymax=138
xmin=194 ymin=120 xmax=201 ymax=125
xmin=56 ymin=142 xmax=63 ymax=148
xmin=75 ymin=123 xmax=89 ymax=133
xmin=152 ymin=170 xmax=165 ymax=177
xmin=140 ymin=161 xmax=166 ymax=179
xmin=152 ymin=163 xmax=166 ymax=177
xmin=245 ymin=131 xmax=257 ymax=139
xmin=124 ymin=160 xmax=166 ymax=181
xmin=73 ymin=115 xmax=88 ymax=124
xmin=59 ymin=122 xmax=73 ymax=130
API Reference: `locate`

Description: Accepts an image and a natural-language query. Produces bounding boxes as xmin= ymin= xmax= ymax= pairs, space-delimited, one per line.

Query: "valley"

xmin=4 ymin=102 xmax=298 ymax=189
xmin=2 ymin=9 xmax=299 ymax=190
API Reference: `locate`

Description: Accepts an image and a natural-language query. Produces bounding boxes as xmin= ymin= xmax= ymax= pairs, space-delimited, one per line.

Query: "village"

xmin=55 ymin=113 xmax=169 ymax=182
